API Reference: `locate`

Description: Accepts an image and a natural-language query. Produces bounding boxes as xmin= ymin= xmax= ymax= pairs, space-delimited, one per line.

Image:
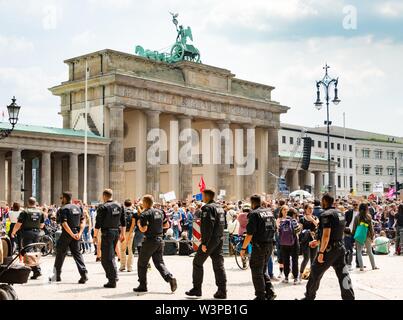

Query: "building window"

xmin=337 ymin=157 xmax=341 ymax=168
xmin=400 ymin=168 xmax=403 ymax=176
xmin=387 ymin=167 xmax=395 ymax=176
xmin=350 ymin=176 xmax=353 ymax=188
xmin=375 ymin=150 xmax=383 ymax=159
xmin=282 ymin=136 xmax=286 ymax=144
xmin=362 ymin=149 xmax=370 ymax=159
xmin=387 ymin=151 xmax=395 ymax=160
xmin=311 ymin=140 xmax=315 ymax=147
xmin=337 ymin=175 xmax=341 ymax=188
xmin=349 ymin=145 xmax=353 ymax=152
xmin=290 ymin=137 xmax=294 ymax=145
xmin=318 ymin=141 xmax=322 ymax=148
xmin=297 ymin=138 xmax=301 ymax=146
xmin=337 ymin=143 xmax=341 ymax=150
xmin=375 ymin=166 xmax=383 ymax=176
xmin=399 ymin=152 xmax=403 ymax=160
xmin=362 ymin=165 xmax=371 ymax=175
xmin=324 ymin=141 xmax=328 ymax=149
xmin=124 ymin=147 xmax=136 ymax=163
xmin=343 ymin=158 xmax=347 ymax=168
xmin=363 ymin=182 xmax=371 ymax=192
xmin=349 ymin=159 xmax=353 ymax=169
xmin=192 ymin=154 xmax=203 ymax=167
xmin=343 ymin=144 xmax=346 ymax=151
xmin=331 ymin=143 xmax=334 ymax=150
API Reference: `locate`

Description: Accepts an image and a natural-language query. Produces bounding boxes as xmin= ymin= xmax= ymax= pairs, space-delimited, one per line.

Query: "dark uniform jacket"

xmin=124 ymin=207 xmax=135 ymax=231
xmin=18 ymin=208 xmax=44 ymax=230
xmin=95 ymin=201 xmax=126 ymax=231
xmin=200 ymin=201 xmax=225 ymax=247
xmin=246 ymin=206 xmax=276 ymax=244
xmin=58 ymin=204 xmax=84 ymax=230
xmin=318 ymin=207 xmax=346 ymax=244
xmin=139 ymin=208 xmax=165 ymax=238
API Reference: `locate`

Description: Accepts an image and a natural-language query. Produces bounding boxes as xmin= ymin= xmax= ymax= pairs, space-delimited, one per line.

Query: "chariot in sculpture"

xmin=135 ymin=13 xmax=201 ymax=64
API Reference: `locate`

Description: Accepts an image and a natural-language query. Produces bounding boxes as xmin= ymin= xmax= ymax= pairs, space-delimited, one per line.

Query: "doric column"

xmin=24 ymin=158 xmax=33 ymax=204
xmin=60 ymin=111 xmax=71 ymax=129
xmin=95 ymin=155 xmax=105 ymax=202
xmin=259 ymin=128 xmax=269 ymax=194
xmin=146 ymin=110 xmax=160 ymax=201
xmin=0 ymin=151 xmax=6 ymax=201
xmin=304 ymin=170 xmax=312 ymax=190
xmin=329 ymin=171 xmax=336 ymax=198
xmin=243 ymin=124 xmax=256 ymax=200
xmin=69 ymin=153 xmax=79 ymax=200
xmin=41 ymin=151 xmax=51 ymax=205
xmin=52 ymin=155 xmax=63 ymax=205
xmin=217 ymin=121 xmax=232 ymax=199
xmin=108 ymin=104 xmax=125 ymax=202
xmin=11 ymin=149 xmax=22 ymax=204
xmin=267 ymin=127 xmax=280 ymax=195
xmin=179 ymin=115 xmax=193 ymax=201
xmin=290 ymin=169 xmax=299 ymax=192
xmin=314 ymin=171 xmax=323 ymax=199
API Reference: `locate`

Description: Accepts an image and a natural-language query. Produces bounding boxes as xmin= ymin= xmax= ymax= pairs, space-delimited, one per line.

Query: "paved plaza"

xmin=13 ymin=253 xmax=403 ymax=300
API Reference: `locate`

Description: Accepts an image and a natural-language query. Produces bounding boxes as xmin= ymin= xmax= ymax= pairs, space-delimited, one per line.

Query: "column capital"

xmin=217 ymin=120 xmax=231 ymax=128
xmin=145 ymin=109 xmax=161 ymax=117
xmin=107 ymin=103 xmax=126 ymax=110
xmin=242 ymin=123 xmax=256 ymax=129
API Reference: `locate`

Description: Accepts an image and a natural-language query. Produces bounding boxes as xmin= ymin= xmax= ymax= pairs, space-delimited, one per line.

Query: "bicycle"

xmin=229 ymin=234 xmax=252 ymax=270
xmin=38 ymin=225 xmax=57 ymax=256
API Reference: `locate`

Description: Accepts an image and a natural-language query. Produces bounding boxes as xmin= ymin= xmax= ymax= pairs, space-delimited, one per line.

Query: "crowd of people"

xmin=1 ymin=190 xmax=402 ymax=299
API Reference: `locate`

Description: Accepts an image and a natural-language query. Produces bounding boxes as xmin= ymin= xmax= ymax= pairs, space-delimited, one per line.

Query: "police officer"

xmin=185 ymin=189 xmax=227 ymax=299
xmin=11 ymin=197 xmax=44 ymax=280
xmin=240 ymin=195 xmax=276 ymax=300
xmin=93 ymin=189 xmax=126 ymax=288
xmin=50 ymin=191 xmax=88 ymax=283
xmin=301 ymin=193 xmax=355 ymax=300
xmin=133 ymin=194 xmax=177 ymax=293
xmin=119 ymin=199 xmax=136 ymax=272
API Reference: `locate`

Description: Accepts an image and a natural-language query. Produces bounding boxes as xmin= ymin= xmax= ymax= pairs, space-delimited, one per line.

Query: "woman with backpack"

xmin=352 ymin=202 xmax=378 ymax=271
xmin=278 ymin=207 xmax=301 ymax=284
xmin=275 ymin=204 xmax=289 ymax=279
xmin=299 ymin=203 xmax=319 ymax=281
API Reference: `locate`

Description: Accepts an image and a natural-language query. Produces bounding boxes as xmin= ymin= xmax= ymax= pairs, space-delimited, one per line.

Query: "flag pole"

xmin=83 ymin=60 xmax=89 ymax=205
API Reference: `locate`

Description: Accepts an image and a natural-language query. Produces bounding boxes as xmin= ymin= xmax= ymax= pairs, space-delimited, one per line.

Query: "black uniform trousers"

xmin=21 ymin=229 xmax=41 ymax=275
xmin=305 ymin=242 xmax=355 ymax=300
xmin=192 ymin=237 xmax=226 ymax=291
xmin=54 ymin=229 xmax=87 ymax=276
xmin=101 ymin=229 xmax=119 ymax=282
xmin=138 ymin=237 xmax=173 ymax=287
xmin=250 ymin=242 xmax=275 ymax=299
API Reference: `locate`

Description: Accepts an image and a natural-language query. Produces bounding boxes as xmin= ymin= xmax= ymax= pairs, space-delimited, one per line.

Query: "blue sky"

xmin=0 ymin=0 xmax=402 ymax=136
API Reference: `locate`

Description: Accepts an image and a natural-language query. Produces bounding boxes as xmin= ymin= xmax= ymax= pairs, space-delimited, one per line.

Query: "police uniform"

xmin=54 ymin=204 xmax=87 ymax=279
xmin=119 ymin=206 xmax=135 ymax=271
xmin=191 ymin=200 xmax=227 ymax=294
xmin=304 ymin=207 xmax=355 ymax=300
xmin=246 ymin=206 xmax=276 ymax=300
xmin=95 ymin=201 xmax=126 ymax=284
xmin=136 ymin=207 xmax=175 ymax=290
xmin=18 ymin=207 xmax=44 ymax=278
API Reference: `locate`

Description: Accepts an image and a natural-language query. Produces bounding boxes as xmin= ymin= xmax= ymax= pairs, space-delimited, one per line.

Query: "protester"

xmin=352 ymin=202 xmax=378 ymax=271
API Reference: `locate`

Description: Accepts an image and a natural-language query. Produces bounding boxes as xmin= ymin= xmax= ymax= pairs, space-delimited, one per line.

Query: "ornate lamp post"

xmin=314 ymin=64 xmax=341 ymax=195
xmin=1 ymin=96 xmax=21 ymax=139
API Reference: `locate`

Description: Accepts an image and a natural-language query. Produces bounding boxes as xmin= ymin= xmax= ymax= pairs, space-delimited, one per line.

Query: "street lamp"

xmin=0 ymin=96 xmax=21 ymax=139
xmin=314 ymin=64 xmax=340 ymax=195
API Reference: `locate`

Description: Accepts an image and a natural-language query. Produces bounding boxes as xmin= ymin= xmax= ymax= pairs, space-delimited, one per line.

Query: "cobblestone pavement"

xmin=12 ymin=253 xmax=403 ymax=300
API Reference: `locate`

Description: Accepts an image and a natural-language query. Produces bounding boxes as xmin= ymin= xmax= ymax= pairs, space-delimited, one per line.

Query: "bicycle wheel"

xmin=40 ymin=235 xmax=54 ymax=257
xmin=234 ymin=242 xmax=249 ymax=270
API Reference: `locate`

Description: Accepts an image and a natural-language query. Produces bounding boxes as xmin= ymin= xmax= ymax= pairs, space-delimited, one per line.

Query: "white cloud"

xmin=0 ymin=35 xmax=34 ymax=54
xmin=377 ymin=1 xmax=403 ymax=17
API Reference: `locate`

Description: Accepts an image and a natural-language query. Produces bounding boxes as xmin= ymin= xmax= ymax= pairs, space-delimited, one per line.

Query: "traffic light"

xmin=301 ymin=137 xmax=312 ymax=171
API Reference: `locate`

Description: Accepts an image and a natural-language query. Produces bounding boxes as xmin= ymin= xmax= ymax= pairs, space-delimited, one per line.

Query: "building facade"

xmin=279 ymin=124 xmax=403 ymax=197
xmin=47 ymin=49 xmax=289 ymax=203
